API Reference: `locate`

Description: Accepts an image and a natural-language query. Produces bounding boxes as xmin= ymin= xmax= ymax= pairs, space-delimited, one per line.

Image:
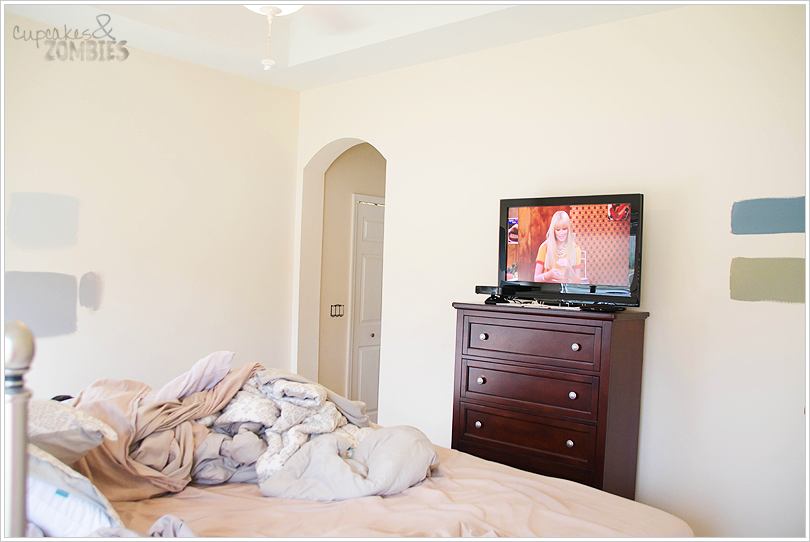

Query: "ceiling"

xmin=4 ymin=2 xmax=681 ymax=91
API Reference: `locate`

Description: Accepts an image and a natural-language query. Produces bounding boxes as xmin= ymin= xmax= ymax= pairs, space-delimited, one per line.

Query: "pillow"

xmin=27 ymin=444 xmax=123 ymax=537
xmin=28 ymin=399 xmax=118 ymax=465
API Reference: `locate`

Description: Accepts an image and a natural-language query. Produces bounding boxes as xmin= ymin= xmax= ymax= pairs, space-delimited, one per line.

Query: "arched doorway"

xmin=318 ymin=145 xmax=386 ymax=422
xmin=291 ymin=139 xmax=386 ymax=406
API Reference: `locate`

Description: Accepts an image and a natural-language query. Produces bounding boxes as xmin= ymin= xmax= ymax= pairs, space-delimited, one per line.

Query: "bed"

xmin=4 ymin=320 xmax=693 ymax=538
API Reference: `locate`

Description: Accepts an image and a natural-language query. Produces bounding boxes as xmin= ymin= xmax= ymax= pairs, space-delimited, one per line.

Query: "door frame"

xmin=346 ymin=193 xmax=385 ymax=400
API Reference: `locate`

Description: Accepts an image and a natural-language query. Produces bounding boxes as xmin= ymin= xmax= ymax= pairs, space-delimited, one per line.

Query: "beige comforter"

xmin=112 ymin=445 xmax=694 ymax=538
xmin=70 ymin=356 xmax=693 ymax=537
xmin=72 ymin=361 xmax=262 ymax=501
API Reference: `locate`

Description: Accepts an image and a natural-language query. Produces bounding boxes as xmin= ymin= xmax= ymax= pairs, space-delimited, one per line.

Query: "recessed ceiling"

xmin=4 ymin=3 xmax=681 ymax=91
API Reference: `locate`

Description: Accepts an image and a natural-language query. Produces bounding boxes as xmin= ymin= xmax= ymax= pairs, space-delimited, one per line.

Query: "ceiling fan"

xmin=244 ymin=4 xmax=366 ymax=70
xmin=244 ymin=4 xmax=303 ymax=70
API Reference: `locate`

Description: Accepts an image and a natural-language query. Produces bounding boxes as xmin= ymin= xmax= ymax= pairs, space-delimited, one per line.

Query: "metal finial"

xmin=4 ymin=320 xmax=34 ymax=537
xmin=4 ymin=321 xmax=35 ymax=377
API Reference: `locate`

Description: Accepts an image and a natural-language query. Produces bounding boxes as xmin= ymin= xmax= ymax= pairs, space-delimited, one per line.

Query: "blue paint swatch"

xmin=4 ymin=271 xmax=77 ymax=337
xmin=6 ymin=192 xmax=79 ymax=248
xmin=731 ymin=197 xmax=805 ymax=234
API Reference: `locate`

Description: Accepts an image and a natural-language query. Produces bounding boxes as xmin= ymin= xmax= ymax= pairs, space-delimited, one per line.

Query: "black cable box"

xmin=475 ymin=285 xmax=512 ymax=304
xmin=475 ymin=285 xmax=501 ymax=296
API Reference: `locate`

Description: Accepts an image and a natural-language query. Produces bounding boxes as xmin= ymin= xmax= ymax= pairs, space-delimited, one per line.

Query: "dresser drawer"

xmin=462 ymin=359 xmax=599 ymax=421
xmin=464 ymin=316 xmax=601 ymax=371
xmin=458 ymin=402 xmax=596 ymax=470
xmin=454 ymin=441 xmax=596 ymax=487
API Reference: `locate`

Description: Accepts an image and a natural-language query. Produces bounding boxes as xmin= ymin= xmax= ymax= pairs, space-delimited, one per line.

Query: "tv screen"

xmin=497 ymin=193 xmax=643 ymax=309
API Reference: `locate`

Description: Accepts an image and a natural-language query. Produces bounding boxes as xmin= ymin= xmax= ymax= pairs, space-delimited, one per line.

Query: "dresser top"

xmin=452 ymin=302 xmax=650 ymax=321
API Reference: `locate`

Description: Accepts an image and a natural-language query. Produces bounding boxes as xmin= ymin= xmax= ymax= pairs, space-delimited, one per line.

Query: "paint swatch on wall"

xmin=79 ymin=272 xmax=103 ymax=311
xmin=6 ymin=192 xmax=79 ymax=248
xmin=730 ymin=258 xmax=805 ymax=303
xmin=4 ymin=271 xmax=78 ymax=337
xmin=731 ymin=197 xmax=805 ymax=235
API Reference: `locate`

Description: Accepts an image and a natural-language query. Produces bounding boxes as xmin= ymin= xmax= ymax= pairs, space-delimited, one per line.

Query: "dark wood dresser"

xmin=451 ymin=302 xmax=649 ymax=500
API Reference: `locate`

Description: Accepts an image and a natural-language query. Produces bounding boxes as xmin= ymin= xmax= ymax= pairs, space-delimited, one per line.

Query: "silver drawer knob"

xmin=477 ymin=376 xmax=486 ymax=385
xmin=566 ymin=439 xmax=574 ymax=448
xmin=568 ymin=391 xmax=577 ymax=400
xmin=475 ymin=421 xmax=482 ymax=429
xmin=571 ymin=343 xmax=581 ymax=352
xmin=479 ymin=333 xmax=489 ymax=341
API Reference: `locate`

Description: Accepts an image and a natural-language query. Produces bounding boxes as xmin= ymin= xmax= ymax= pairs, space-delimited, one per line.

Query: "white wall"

xmin=318 ymin=143 xmax=386 ymax=397
xmin=298 ymin=5 xmax=806 ymax=538
xmin=4 ymin=13 xmax=300 ymax=400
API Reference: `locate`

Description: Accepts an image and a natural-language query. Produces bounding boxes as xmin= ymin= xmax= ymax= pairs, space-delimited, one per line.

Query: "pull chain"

xmin=262 ymin=12 xmax=276 ymax=70
xmin=267 ymin=13 xmax=273 ymax=58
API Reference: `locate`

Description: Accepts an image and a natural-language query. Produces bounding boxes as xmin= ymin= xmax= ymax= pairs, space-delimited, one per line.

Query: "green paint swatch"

xmin=730 ymin=258 xmax=805 ymax=303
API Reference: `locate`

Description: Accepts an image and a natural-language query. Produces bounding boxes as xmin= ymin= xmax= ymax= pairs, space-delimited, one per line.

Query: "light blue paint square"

xmin=731 ymin=197 xmax=805 ymax=235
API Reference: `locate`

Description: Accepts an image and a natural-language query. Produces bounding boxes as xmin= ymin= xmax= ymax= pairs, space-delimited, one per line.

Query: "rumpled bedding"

xmin=259 ymin=425 xmax=440 ymax=501
xmin=72 ymin=358 xmax=260 ymax=501
xmin=26 ymin=513 xmax=197 ymax=538
xmin=88 ymin=514 xmax=198 ymax=537
xmin=191 ymin=368 xmax=379 ymax=487
xmin=71 ymin=353 xmax=438 ymax=503
xmin=112 ymin=445 xmax=695 ymax=538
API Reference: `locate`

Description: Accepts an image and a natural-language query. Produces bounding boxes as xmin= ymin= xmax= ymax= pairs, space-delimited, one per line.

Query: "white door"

xmin=349 ymin=197 xmax=384 ymax=423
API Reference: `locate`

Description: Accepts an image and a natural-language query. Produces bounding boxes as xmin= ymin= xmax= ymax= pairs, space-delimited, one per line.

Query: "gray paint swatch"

xmin=4 ymin=271 xmax=78 ymax=337
xmin=79 ymin=272 xmax=103 ymax=311
xmin=730 ymin=258 xmax=805 ymax=303
xmin=6 ymin=192 xmax=79 ymax=248
xmin=731 ymin=197 xmax=805 ymax=235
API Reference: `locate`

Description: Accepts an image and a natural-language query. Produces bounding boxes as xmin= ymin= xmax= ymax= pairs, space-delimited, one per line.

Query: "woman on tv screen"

xmin=534 ymin=210 xmax=582 ymax=283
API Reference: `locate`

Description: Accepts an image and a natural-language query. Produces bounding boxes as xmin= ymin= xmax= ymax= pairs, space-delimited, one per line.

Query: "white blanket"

xmin=259 ymin=425 xmax=440 ymax=501
xmin=187 ymin=364 xmax=438 ymax=501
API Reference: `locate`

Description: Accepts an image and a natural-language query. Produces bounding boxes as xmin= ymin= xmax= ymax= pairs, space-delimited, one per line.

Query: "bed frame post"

xmin=4 ymin=321 xmax=35 ymax=538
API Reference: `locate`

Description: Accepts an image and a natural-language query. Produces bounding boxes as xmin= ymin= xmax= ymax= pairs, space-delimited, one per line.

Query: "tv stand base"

xmin=581 ymin=305 xmax=626 ymax=313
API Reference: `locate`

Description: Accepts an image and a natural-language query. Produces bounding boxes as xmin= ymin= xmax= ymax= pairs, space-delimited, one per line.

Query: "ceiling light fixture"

xmin=244 ymin=5 xmax=303 ymax=70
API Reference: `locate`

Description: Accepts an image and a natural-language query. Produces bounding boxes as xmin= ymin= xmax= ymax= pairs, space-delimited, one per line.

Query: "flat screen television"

xmin=488 ymin=193 xmax=643 ymax=311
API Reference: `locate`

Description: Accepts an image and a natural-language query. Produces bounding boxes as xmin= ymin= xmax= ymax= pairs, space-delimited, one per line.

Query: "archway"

xmin=291 ymin=137 xmax=385 ymax=383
